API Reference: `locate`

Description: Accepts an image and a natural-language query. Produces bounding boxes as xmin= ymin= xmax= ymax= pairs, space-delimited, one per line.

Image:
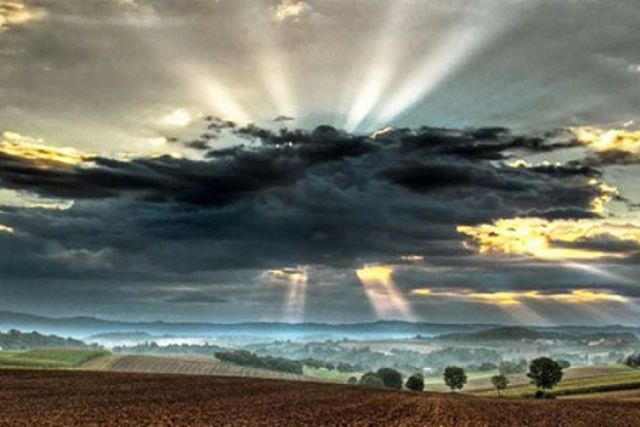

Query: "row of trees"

xmin=214 ymin=350 xmax=304 ymax=374
xmin=349 ymin=357 xmax=566 ymax=398
xmin=0 ymin=329 xmax=90 ymax=350
xmin=446 ymin=357 xmax=565 ymax=397
xmin=349 ymin=368 xmax=425 ymax=391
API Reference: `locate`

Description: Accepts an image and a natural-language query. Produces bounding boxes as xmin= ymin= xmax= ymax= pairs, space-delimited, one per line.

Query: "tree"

xmin=624 ymin=353 xmax=640 ymax=368
xmin=527 ymin=357 xmax=563 ymax=395
xmin=346 ymin=376 xmax=358 ymax=385
xmin=359 ymin=372 xmax=385 ymax=388
xmin=556 ymin=359 xmax=571 ymax=369
xmin=443 ymin=366 xmax=467 ymax=391
xmin=405 ymin=373 xmax=424 ymax=391
xmin=490 ymin=374 xmax=509 ymax=397
xmin=376 ymin=367 xmax=403 ymax=389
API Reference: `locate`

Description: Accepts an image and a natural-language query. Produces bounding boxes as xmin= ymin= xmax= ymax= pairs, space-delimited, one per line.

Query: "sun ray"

xmin=356 ymin=265 xmax=415 ymax=321
xmin=242 ymin=4 xmax=298 ymax=121
xmin=265 ymin=267 xmax=309 ymax=322
xmin=373 ymin=0 xmax=518 ymax=127
xmin=562 ymin=262 xmax=637 ymax=286
xmin=189 ymin=71 xmax=252 ymax=125
xmin=343 ymin=5 xmax=408 ymax=132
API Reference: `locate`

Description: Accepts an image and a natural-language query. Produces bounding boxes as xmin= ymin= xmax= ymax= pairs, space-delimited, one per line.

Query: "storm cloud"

xmin=1 ymin=0 xmax=640 ymax=323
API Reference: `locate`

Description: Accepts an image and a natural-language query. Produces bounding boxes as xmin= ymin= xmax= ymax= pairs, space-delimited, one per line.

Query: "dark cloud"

xmin=0 ymin=124 xmax=611 ymax=273
xmin=380 ymin=159 xmax=528 ymax=192
xmin=0 ymin=123 xmax=636 ymax=322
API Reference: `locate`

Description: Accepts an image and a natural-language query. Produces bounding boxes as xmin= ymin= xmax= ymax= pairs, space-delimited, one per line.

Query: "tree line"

xmin=349 ymin=357 xmax=567 ymax=398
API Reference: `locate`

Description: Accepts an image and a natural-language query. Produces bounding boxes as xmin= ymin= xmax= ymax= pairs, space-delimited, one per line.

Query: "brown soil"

xmin=0 ymin=369 xmax=638 ymax=426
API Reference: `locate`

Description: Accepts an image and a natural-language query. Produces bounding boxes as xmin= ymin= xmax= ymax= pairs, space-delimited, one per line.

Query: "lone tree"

xmin=358 ymin=372 xmax=385 ymax=388
xmin=490 ymin=374 xmax=509 ymax=397
xmin=405 ymin=373 xmax=425 ymax=391
xmin=527 ymin=357 xmax=563 ymax=396
xmin=347 ymin=376 xmax=358 ymax=385
xmin=443 ymin=366 xmax=467 ymax=392
xmin=376 ymin=368 xmax=403 ymax=389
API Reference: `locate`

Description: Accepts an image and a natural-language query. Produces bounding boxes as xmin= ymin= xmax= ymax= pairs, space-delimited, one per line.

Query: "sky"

xmin=1 ymin=0 xmax=640 ymax=325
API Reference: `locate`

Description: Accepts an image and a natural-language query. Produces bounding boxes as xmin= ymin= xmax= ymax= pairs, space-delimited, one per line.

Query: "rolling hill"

xmin=0 ymin=369 xmax=639 ymax=426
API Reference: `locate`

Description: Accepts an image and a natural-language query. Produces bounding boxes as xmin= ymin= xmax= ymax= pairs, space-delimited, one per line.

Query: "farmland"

xmin=473 ymin=365 xmax=640 ymax=398
xmin=0 ymin=350 xmax=351 ymax=382
xmin=5 ymin=348 xmax=640 ymax=402
xmin=0 ymin=369 xmax=639 ymax=426
xmin=0 ymin=349 xmax=109 ymax=369
xmin=104 ymin=354 xmax=307 ymax=381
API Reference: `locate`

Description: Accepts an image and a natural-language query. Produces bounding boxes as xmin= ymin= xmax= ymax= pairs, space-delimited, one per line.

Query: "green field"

xmin=0 ymin=349 xmax=110 ymax=369
xmin=474 ymin=365 xmax=640 ymax=398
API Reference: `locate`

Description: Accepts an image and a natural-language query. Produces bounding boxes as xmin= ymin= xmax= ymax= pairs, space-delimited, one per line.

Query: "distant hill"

xmin=1 ymin=310 xmax=639 ymax=341
xmin=0 ymin=329 xmax=90 ymax=350
xmin=438 ymin=326 xmax=639 ymax=344
xmin=0 ymin=311 xmax=496 ymax=339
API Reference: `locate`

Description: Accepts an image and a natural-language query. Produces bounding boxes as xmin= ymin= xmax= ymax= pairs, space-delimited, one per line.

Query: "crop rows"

xmin=1 ymin=369 xmax=640 ymax=426
xmin=106 ymin=355 xmax=306 ymax=381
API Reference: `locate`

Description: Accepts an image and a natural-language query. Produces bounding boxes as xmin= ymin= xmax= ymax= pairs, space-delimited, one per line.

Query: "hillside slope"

xmin=101 ymin=354 xmax=307 ymax=381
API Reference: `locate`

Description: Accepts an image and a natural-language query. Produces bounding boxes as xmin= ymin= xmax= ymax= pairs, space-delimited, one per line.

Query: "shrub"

xmin=405 ymin=373 xmax=424 ymax=391
xmin=359 ymin=372 xmax=385 ymax=388
xmin=376 ymin=368 xmax=403 ymax=390
xmin=347 ymin=376 xmax=358 ymax=385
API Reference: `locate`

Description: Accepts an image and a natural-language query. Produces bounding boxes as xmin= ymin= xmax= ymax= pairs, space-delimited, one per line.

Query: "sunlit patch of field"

xmin=424 ymin=365 xmax=636 ymax=394
xmin=474 ymin=365 xmax=640 ymax=398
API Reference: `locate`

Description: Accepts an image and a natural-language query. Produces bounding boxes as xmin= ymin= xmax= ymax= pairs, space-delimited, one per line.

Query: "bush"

xmin=376 ymin=368 xmax=403 ymax=390
xmin=359 ymin=372 xmax=385 ymax=388
xmin=405 ymin=373 xmax=424 ymax=391
xmin=347 ymin=376 xmax=358 ymax=385
xmin=443 ymin=366 xmax=467 ymax=391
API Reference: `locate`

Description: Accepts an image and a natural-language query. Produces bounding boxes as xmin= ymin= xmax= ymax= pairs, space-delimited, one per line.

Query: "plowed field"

xmin=106 ymin=354 xmax=306 ymax=381
xmin=0 ymin=369 xmax=638 ymax=426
